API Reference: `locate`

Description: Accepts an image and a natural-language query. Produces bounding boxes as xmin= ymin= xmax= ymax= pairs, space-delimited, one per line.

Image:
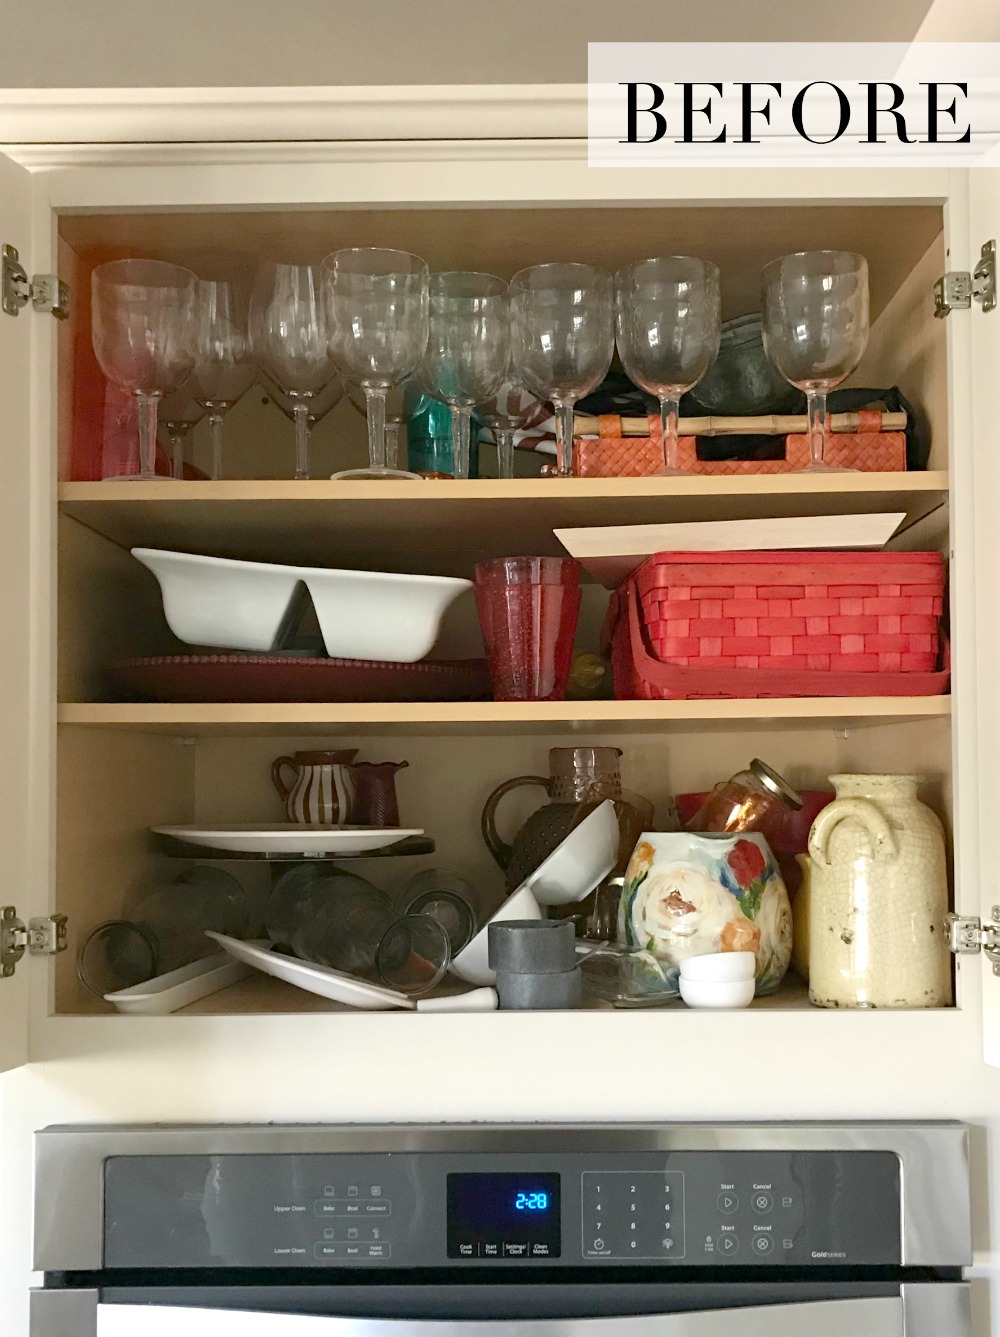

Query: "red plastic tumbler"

xmin=474 ymin=557 xmax=582 ymax=701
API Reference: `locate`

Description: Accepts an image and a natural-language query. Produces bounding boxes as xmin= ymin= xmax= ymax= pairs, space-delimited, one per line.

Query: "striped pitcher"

xmin=271 ymin=750 xmax=357 ymax=826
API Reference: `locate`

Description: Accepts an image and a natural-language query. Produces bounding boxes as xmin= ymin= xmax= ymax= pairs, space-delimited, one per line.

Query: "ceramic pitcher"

xmin=806 ymin=773 xmax=951 ymax=1009
xmin=271 ymin=749 xmax=357 ymax=826
xmin=619 ymin=830 xmax=792 ymax=997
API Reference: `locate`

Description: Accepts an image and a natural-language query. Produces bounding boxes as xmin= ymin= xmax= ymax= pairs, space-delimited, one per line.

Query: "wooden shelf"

xmin=59 ymin=474 xmax=949 ymax=577
xmin=58 ymin=697 xmax=952 ymax=737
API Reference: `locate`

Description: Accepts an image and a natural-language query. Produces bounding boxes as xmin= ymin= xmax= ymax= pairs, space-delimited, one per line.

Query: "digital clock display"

xmin=447 ymin=1173 xmax=561 ymax=1258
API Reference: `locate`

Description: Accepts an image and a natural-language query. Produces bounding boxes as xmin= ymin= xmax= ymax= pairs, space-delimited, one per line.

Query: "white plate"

xmin=206 ymin=933 xmax=415 ymax=1010
xmin=554 ymin=513 xmax=907 ymax=588
xmin=103 ymin=952 xmax=252 ymax=1015
xmin=152 ymin=824 xmax=423 ymax=855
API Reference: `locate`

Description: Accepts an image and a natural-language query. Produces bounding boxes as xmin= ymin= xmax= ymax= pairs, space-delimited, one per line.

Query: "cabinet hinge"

xmin=0 ymin=905 xmax=68 ymax=978
xmin=945 ymin=909 xmax=1000 ymax=975
xmin=934 ymin=240 xmax=996 ymax=318
xmin=2 ymin=244 xmax=70 ymax=320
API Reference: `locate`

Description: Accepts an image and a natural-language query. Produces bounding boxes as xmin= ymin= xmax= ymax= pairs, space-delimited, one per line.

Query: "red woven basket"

xmin=602 ymin=551 xmax=949 ymax=700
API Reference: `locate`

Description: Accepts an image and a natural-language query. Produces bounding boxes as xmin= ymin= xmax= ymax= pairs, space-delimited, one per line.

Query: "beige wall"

xmin=0 ymin=0 xmax=937 ymax=89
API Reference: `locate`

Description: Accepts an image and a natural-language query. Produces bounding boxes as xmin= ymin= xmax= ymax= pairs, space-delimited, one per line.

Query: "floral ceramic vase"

xmin=619 ymin=831 xmax=792 ymax=998
xmin=806 ymin=773 xmax=951 ymax=1009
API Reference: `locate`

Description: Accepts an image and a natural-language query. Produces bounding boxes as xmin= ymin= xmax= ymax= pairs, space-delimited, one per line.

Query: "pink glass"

xmin=474 ymin=557 xmax=581 ymax=702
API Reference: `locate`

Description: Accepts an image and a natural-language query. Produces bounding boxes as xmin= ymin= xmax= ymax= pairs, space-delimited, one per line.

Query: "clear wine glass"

xmin=347 ymin=380 xmax=409 ymax=471
xmin=510 ymin=263 xmax=614 ymax=479
xmin=322 ymin=248 xmax=429 ymax=481
xmin=91 ymin=260 xmax=198 ymax=482
xmin=262 ymin=372 xmax=344 ymax=474
xmin=158 ymin=389 xmax=205 ymax=479
xmin=188 ymin=279 xmax=257 ymax=481
xmin=761 ymin=250 xmax=870 ymax=474
xmin=614 ymin=257 xmax=721 ymax=476
xmin=419 ymin=272 xmax=509 ymax=480
xmin=477 ymin=368 xmax=547 ymax=479
xmin=249 ymin=263 xmax=339 ymax=481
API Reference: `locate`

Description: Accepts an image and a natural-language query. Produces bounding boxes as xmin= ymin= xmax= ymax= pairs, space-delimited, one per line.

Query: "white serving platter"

xmin=206 ymin=934 xmax=415 ymax=1010
xmin=103 ymin=952 xmax=252 ymax=1015
xmin=152 ymin=824 xmax=423 ymax=856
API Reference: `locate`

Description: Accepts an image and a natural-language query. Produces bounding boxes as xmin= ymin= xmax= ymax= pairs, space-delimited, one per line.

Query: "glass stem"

xmin=553 ymin=400 xmax=575 ymax=477
xmin=365 ymin=385 xmax=388 ymax=471
xmin=496 ymin=427 xmax=515 ymax=480
xmin=807 ymin=390 xmax=828 ymax=469
xmin=385 ymin=422 xmax=400 ymax=471
xmin=170 ymin=430 xmax=185 ymax=481
xmin=137 ymin=393 xmax=160 ymax=480
xmin=293 ymin=402 xmax=311 ymax=481
xmin=209 ymin=412 xmax=225 ymax=481
xmin=451 ymin=406 xmax=471 ymax=480
xmin=659 ymin=394 xmax=681 ymax=473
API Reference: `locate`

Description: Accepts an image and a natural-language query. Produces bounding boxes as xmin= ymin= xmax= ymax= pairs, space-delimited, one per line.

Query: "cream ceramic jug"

xmin=806 ymin=773 xmax=951 ymax=1009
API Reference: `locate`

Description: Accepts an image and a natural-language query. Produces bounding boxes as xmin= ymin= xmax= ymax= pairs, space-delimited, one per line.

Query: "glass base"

xmin=795 ymin=463 xmax=860 ymax=474
xmin=101 ymin=472 xmax=178 ymax=482
xmin=330 ymin=467 xmax=425 ymax=481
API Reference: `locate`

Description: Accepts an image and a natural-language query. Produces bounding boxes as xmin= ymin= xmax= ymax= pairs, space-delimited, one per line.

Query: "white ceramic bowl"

xmin=449 ymin=886 xmax=543 ymax=985
xmin=133 ymin=548 xmax=305 ymax=652
xmin=679 ymin=977 xmax=756 ymax=1010
xmin=679 ymin=951 xmax=756 ymax=983
xmin=303 ymin=568 xmax=472 ymax=663
xmin=523 ymin=800 xmax=620 ymax=907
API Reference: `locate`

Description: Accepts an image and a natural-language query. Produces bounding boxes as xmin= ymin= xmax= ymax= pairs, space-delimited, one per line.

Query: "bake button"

xmin=717 ymin=1193 xmax=739 ymax=1214
xmin=716 ymin=1234 xmax=740 ymax=1255
xmin=314 ymin=1242 xmax=342 ymax=1259
xmin=753 ymin=1235 xmax=774 ymax=1254
xmin=504 ymin=1242 xmax=529 ymax=1258
xmin=752 ymin=1193 xmax=773 ymax=1215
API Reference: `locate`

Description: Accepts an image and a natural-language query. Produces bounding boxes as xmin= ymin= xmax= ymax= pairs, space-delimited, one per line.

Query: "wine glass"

xmin=262 ymin=372 xmax=344 ymax=474
xmin=477 ymin=369 xmax=547 ymax=479
xmin=158 ymin=388 xmax=205 ymax=479
xmin=347 ymin=381 xmax=409 ymax=471
xmin=419 ymin=272 xmax=509 ymax=480
xmin=250 ymin=264 xmax=339 ymax=481
xmin=509 ymin=263 xmax=614 ymax=478
xmin=761 ymin=250 xmax=869 ymax=474
xmin=188 ymin=279 xmax=257 ymax=480
xmin=614 ymin=257 xmax=721 ymax=476
xmin=322 ymin=248 xmax=429 ymax=480
xmin=91 ymin=260 xmax=198 ymax=482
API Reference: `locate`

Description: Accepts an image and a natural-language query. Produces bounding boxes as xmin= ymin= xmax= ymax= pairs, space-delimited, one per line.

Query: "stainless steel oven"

xmin=30 ymin=1122 xmax=972 ymax=1336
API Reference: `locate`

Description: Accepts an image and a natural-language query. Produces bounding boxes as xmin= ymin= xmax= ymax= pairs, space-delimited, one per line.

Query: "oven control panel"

xmin=103 ymin=1148 xmax=901 ymax=1269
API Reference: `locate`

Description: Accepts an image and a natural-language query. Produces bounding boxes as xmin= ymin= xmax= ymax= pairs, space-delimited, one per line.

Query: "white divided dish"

xmin=523 ymin=800 xmax=620 ymax=907
xmin=132 ymin=548 xmax=305 ymax=652
xmin=152 ymin=824 xmax=423 ymax=856
xmin=679 ymin=951 xmax=756 ymax=983
xmin=678 ymin=977 xmax=756 ymax=1010
xmin=132 ymin=547 xmax=472 ymax=661
xmin=206 ymin=934 xmax=415 ymax=1009
xmin=448 ymin=885 xmax=543 ymax=986
xmin=103 ymin=952 xmax=253 ymax=1015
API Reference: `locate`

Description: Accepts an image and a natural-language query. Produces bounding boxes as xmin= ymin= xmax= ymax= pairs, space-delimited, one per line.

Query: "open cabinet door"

xmin=969 ymin=171 xmax=1000 ymax=1068
xmin=0 ymin=147 xmax=36 ymax=1074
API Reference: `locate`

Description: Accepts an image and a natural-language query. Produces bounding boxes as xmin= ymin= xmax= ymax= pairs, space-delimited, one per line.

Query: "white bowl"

xmin=679 ymin=977 xmax=756 ymax=1010
xmin=523 ymin=800 xmax=620 ymax=907
xmin=133 ymin=548 xmax=305 ymax=652
xmin=303 ymin=568 xmax=472 ymax=663
xmin=679 ymin=951 xmax=756 ymax=983
xmin=449 ymin=886 xmax=543 ymax=985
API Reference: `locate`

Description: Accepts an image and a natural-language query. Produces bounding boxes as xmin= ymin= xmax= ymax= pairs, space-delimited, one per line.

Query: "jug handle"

xmin=271 ymin=756 xmax=298 ymax=804
xmin=481 ymin=775 xmax=550 ymax=870
xmin=808 ymin=798 xmax=898 ymax=868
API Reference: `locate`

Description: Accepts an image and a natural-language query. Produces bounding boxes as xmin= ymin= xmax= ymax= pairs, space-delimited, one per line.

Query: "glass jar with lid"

xmin=684 ymin=758 xmax=802 ymax=848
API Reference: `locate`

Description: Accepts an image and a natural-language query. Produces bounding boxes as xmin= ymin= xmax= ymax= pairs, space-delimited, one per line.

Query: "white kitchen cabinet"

xmin=0 ymin=86 xmax=997 ymax=1258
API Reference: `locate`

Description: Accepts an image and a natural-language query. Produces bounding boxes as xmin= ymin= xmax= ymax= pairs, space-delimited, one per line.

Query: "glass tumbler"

xmin=375 ymin=914 xmax=452 ymax=995
xmin=291 ymin=871 xmax=395 ymax=975
xmin=474 ymin=557 xmax=582 ymax=702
